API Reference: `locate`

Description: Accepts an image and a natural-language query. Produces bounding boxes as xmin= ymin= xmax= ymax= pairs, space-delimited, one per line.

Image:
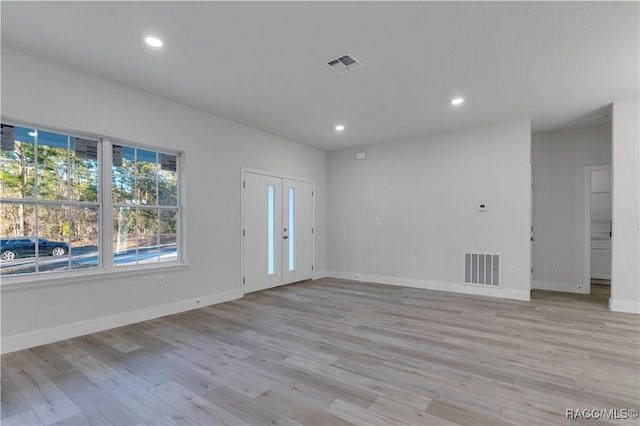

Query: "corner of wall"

xmin=609 ymin=298 xmax=640 ymax=314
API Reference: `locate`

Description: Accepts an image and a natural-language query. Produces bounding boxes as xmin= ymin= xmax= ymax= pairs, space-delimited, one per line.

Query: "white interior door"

xmin=243 ymin=172 xmax=313 ymax=293
xmin=282 ymin=179 xmax=313 ymax=285
xmin=243 ymin=173 xmax=282 ymax=293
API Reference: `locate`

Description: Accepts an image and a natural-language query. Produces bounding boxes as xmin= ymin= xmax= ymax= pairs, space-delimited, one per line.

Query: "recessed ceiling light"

xmin=451 ymin=97 xmax=465 ymax=106
xmin=335 ymin=125 xmax=345 ymax=132
xmin=144 ymin=36 xmax=163 ymax=48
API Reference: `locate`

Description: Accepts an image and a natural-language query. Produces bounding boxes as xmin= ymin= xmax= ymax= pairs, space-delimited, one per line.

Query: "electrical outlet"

xmin=510 ymin=265 xmax=517 ymax=274
xmin=370 ymin=257 xmax=376 ymax=264
xmin=552 ymin=261 xmax=560 ymax=270
xmin=158 ymin=275 xmax=166 ymax=286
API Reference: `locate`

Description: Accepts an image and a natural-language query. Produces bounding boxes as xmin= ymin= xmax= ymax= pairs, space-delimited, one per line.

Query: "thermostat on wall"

xmin=478 ymin=203 xmax=488 ymax=212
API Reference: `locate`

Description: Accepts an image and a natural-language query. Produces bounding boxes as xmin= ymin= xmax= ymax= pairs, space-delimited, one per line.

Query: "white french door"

xmin=243 ymin=171 xmax=313 ymax=293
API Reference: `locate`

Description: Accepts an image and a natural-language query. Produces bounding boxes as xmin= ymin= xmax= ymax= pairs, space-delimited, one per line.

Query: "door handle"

xmin=283 ymin=236 xmax=289 ymax=240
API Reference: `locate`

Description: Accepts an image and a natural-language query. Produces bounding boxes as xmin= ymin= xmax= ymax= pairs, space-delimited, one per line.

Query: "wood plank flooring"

xmin=2 ymin=278 xmax=639 ymax=425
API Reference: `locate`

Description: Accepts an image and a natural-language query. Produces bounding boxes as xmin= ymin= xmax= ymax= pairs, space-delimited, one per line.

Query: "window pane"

xmin=37 ymin=204 xmax=70 ymax=272
xmin=1 ymin=204 xmax=35 ymax=276
xmin=159 ymin=169 xmax=177 ymax=206
xmin=112 ymin=145 xmax=135 ymax=175
xmin=70 ymin=137 xmax=98 ymax=202
xmin=159 ymin=210 xmax=177 ymax=234
xmin=268 ymin=185 xmax=275 ymax=275
xmin=1 ymin=126 xmax=35 ymax=163
xmin=37 ymin=237 xmax=70 ymax=274
xmin=37 ymin=131 xmax=68 ymax=168
xmin=137 ymin=149 xmax=158 ymax=177
xmin=138 ymin=208 xmax=158 ymax=236
xmin=71 ymin=206 xmax=98 ymax=238
xmin=159 ymin=234 xmax=177 ymax=263
xmin=113 ymin=238 xmax=139 ymax=267
xmin=38 ymin=205 xmax=68 ymax=241
xmin=112 ymin=170 xmax=135 ymax=204
xmin=1 ymin=203 xmax=35 ymax=237
xmin=113 ymin=207 xmax=136 ymax=256
xmin=70 ymin=206 xmax=98 ymax=270
xmin=71 ymin=236 xmax=98 ymax=270
xmin=70 ymin=137 xmax=98 ymax=165
xmin=70 ymin=166 xmax=98 ymax=202
xmin=37 ymin=166 xmax=68 ymax=200
xmin=159 ymin=211 xmax=177 ymax=263
xmin=289 ymin=187 xmax=295 ymax=271
xmin=1 ymin=162 xmax=34 ymax=198
xmin=137 ymin=235 xmax=160 ymax=264
xmin=138 ymin=177 xmax=157 ymax=205
xmin=138 ymin=208 xmax=159 ymax=264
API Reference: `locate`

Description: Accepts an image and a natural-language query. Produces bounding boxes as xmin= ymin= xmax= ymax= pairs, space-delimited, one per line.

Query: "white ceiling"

xmin=1 ymin=1 xmax=638 ymax=150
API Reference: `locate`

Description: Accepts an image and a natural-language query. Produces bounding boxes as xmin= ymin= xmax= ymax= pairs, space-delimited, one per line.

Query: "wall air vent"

xmin=326 ymin=53 xmax=363 ymax=74
xmin=464 ymin=252 xmax=501 ymax=287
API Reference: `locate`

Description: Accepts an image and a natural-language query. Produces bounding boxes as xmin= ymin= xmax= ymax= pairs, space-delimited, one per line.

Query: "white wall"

xmin=531 ymin=124 xmax=611 ymax=293
xmin=611 ymin=99 xmax=640 ymax=314
xmin=327 ymin=119 xmax=532 ymax=301
xmin=0 ymin=49 xmax=328 ymax=352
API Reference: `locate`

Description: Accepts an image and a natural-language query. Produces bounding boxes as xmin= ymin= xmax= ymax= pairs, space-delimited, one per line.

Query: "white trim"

xmin=241 ymin=167 xmax=314 ymax=185
xmin=312 ymin=270 xmax=328 ymax=280
xmin=532 ymin=280 xmax=586 ymax=293
xmin=240 ymin=171 xmax=245 ymax=293
xmin=609 ymin=298 xmax=640 ymax=314
xmin=1 ymin=263 xmax=189 ymax=292
xmin=1 ymin=288 xmax=242 ymax=354
xmin=327 ymin=271 xmax=530 ymax=301
xmin=584 ymin=165 xmax=612 ymax=299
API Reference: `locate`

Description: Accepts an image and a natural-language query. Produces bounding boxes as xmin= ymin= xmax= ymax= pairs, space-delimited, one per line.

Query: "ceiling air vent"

xmin=326 ymin=53 xmax=363 ymax=74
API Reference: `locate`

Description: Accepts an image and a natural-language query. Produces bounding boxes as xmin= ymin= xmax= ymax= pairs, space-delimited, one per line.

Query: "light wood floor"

xmin=590 ymin=283 xmax=610 ymax=300
xmin=2 ymin=278 xmax=639 ymax=425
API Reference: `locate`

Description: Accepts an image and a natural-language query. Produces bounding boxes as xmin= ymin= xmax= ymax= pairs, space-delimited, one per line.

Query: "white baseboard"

xmin=609 ymin=299 xmax=640 ymax=314
xmin=327 ymin=271 xmax=530 ymax=301
xmin=532 ymin=280 xmax=586 ymax=294
xmin=1 ymin=288 xmax=243 ymax=354
xmin=312 ymin=270 xmax=328 ymax=280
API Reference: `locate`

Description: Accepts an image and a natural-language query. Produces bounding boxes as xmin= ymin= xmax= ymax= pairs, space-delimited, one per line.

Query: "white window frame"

xmin=107 ymin=139 xmax=182 ymax=269
xmin=0 ymin=120 xmax=186 ymax=288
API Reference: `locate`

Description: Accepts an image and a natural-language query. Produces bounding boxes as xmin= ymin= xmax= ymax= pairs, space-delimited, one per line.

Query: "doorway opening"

xmin=585 ymin=165 xmax=612 ymax=299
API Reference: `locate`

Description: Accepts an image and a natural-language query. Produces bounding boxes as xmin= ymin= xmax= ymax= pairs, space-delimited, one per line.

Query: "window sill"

xmin=0 ymin=262 xmax=190 ymax=292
